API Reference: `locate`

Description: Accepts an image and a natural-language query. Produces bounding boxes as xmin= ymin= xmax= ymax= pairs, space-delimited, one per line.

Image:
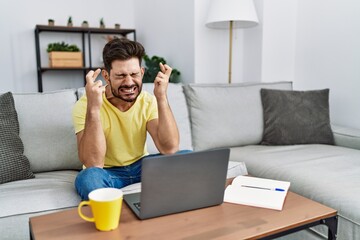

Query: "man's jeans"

xmin=75 ymin=151 xmax=191 ymax=200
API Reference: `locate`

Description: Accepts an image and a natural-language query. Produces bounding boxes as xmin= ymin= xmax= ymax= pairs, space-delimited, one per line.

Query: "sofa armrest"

xmin=332 ymin=124 xmax=360 ymax=150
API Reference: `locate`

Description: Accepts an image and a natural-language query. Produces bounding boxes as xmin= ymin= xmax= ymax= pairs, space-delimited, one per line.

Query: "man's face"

xmin=104 ymin=58 xmax=144 ymax=103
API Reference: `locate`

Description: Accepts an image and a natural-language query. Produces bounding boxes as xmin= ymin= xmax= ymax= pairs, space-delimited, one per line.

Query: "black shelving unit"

xmin=34 ymin=25 xmax=136 ymax=92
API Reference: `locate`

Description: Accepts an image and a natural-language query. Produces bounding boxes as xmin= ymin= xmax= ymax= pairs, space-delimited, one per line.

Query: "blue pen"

xmin=241 ymin=185 xmax=285 ymax=192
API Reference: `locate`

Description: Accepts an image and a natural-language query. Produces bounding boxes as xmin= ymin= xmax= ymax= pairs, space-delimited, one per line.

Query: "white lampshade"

xmin=206 ymin=0 xmax=259 ymax=29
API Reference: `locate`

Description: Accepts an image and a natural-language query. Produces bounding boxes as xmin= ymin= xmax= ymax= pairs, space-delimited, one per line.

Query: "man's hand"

xmin=154 ymin=63 xmax=172 ymax=100
xmin=148 ymin=62 xmax=179 ymax=154
xmin=85 ymin=69 xmax=106 ymax=110
xmin=78 ymin=69 xmax=107 ymax=168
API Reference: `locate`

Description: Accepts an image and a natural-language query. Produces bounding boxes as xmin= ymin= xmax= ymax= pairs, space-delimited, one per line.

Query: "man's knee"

xmin=76 ymin=167 xmax=100 ymax=186
xmin=75 ymin=167 xmax=110 ymax=200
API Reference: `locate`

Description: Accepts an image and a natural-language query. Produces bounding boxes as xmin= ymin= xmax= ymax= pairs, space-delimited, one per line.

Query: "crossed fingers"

xmin=86 ymin=69 xmax=102 ymax=85
xmin=159 ymin=63 xmax=172 ymax=77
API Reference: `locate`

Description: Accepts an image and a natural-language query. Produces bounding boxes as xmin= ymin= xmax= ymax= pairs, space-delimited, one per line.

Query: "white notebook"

xmin=224 ymin=176 xmax=290 ymax=210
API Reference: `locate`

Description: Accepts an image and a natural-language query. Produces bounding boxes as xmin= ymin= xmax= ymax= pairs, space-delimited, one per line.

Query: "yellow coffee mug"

xmin=78 ymin=188 xmax=123 ymax=231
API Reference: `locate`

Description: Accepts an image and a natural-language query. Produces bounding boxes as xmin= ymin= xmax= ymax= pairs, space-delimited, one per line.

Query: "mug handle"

xmin=78 ymin=201 xmax=95 ymax=222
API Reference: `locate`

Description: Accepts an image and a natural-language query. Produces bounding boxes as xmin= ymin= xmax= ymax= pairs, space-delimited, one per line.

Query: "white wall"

xmin=1 ymin=0 xmax=359 ymax=129
xmin=248 ymin=0 xmax=360 ymax=129
xmin=134 ymin=0 xmax=194 ymax=84
xmin=0 ymin=0 xmax=135 ymax=93
xmin=194 ymin=0 xmax=263 ymax=84
xmin=293 ymin=0 xmax=360 ymax=128
xmin=195 ymin=0 xmax=231 ymax=84
xmin=260 ymin=0 xmax=297 ymax=83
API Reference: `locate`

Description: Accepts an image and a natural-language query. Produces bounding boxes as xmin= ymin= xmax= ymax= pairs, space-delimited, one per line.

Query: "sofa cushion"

xmin=332 ymin=124 xmax=360 ymax=150
xmin=229 ymin=144 xmax=360 ymax=240
xmin=260 ymin=88 xmax=334 ymax=145
xmin=0 ymin=92 xmax=34 ymax=184
xmin=0 ymin=170 xmax=80 ymax=218
xmin=183 ymin=82 xmax=292 ymax=151
xmin=89 ymin=83 xmax=192 ymax=154
xmin=0 ymin=210 xmax=61 ymax=240
xmin=13 ymin=89 xmax=82 ymax=173
xmin=142 ymin=83 xmax=193 ymax=153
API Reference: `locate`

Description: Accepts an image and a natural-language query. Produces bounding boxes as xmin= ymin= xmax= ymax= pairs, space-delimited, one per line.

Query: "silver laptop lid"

xmin=139 ymin=148 xmax=230 ymax=219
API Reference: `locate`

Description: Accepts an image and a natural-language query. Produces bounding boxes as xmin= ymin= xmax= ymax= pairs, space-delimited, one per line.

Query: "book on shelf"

xmin=224 ymin=175 xmax=290 ymax=210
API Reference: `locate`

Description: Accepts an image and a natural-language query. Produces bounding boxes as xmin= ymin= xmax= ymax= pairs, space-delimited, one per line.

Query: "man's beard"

xmin=109 ymin=82 xmax=142 ymax=103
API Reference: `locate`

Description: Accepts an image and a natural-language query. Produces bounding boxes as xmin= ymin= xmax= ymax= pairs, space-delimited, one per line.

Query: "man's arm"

xmin=77 ymin=69 xmax=107 ymax=168
xmin=147 ymin=63 xmax=180 ymax=154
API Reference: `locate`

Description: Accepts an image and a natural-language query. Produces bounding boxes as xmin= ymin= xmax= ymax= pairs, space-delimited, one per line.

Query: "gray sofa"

xmin=1 ymin=81 xmax=360 ymax=240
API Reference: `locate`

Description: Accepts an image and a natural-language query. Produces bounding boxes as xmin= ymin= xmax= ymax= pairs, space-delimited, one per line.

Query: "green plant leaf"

xmin=142 ymin=54 xmax=181 ymax=83
xmin=47 ymin=41 xmax=80 ymax=52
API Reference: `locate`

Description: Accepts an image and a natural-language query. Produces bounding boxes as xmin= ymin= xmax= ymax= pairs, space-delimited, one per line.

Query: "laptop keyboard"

xmin=134 ymin=202 xmax=141 ymax=210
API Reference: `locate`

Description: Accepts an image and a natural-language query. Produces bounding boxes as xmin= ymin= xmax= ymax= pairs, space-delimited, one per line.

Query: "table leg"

xmin=322 ymin=215 xmax=338 ymax=240
xmin=29 ymin=221 xmax=34 ymax=240
xmin=259 ymin=215 xmax=338 ymax=240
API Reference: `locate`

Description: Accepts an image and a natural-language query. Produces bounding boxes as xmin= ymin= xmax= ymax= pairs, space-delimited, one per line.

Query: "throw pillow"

xmin=0 ymin=92 xmax=34 ymax=184
xmin=260 ymin=88 xmax=334 ymax=145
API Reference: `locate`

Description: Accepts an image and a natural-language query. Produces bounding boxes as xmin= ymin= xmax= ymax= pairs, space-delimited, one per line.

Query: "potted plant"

xmin=47 ymin=42 xmax=80 ymax=52
xmin=67 ymin=16 xmax=73 ymax=27
xmin=82 ymin=20 xmax=88 ymax=28
xmin=47 ymin=41 xmax=82 ymax=67
xmin=48 ymin=19 xmax=55 ymax=26
xmin=115 ymin=23 xmax=121 ymax=29
xmin=100 ymin=18 xmax=105 ymax=28
xmin=142 ymin=55 xmax=181 ymax=83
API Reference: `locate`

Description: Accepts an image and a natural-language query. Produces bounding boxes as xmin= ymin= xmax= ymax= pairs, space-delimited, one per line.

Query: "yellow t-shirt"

xmin=72 ymin=91 xmax=158 ymax=167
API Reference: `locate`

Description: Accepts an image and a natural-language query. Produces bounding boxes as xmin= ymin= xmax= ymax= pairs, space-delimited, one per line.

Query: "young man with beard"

xmin=72 ymin=38 xmax=180 ymax=200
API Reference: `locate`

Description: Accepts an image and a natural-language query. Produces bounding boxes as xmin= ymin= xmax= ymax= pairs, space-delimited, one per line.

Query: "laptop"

xmin=123 ymin=148 xmax=230 ymax=220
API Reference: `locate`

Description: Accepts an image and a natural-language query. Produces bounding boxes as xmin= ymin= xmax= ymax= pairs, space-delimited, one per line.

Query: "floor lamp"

xmin=206 ymin=0 xmax=259 ymax=84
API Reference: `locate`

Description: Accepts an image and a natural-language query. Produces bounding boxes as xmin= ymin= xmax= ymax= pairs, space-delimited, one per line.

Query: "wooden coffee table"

xmin=29 ymin=191 xmax=337 ymax=240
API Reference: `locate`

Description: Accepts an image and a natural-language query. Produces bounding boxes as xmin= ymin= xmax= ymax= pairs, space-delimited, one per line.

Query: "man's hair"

xmin=103 ymin=38 xmax=145 ymax=72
